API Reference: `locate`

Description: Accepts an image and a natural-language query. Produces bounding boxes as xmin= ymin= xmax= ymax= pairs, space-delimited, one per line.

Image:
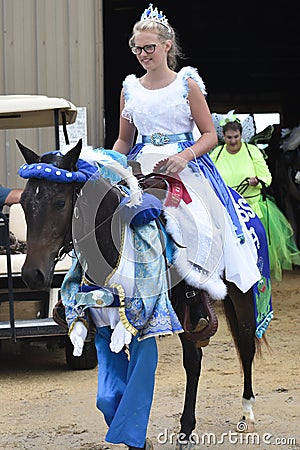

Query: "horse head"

xmin=17 ymin=139 xmax=131 ymax=291
xmin=17 ymin=139 xmax=83 ymax=290
xmin=281 ymin=125 xmax=300 ymax=197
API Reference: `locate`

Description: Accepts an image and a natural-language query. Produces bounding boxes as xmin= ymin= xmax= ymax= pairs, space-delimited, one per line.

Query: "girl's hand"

xmin=163 ymin=154 xmax=188 ymax=174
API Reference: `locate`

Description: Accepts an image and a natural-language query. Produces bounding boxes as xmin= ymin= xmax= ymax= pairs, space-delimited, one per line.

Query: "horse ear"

xmin=16 ymin=139 xmax=40 ymax=164
xmin=60 ymin=139 xmax=83 ymax=171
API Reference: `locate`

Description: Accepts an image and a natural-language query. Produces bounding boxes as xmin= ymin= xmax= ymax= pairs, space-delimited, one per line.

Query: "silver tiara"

xmin=140 ymin=3 xmax=171 ymax=32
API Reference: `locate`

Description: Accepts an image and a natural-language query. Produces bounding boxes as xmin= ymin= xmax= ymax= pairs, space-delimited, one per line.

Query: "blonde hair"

xmin=129 ymin=20 xmax=183 ymax=70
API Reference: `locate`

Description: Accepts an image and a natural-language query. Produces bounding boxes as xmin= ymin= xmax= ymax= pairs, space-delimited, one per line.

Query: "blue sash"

xmin=229 ymin=188 xmax=273 ymax=337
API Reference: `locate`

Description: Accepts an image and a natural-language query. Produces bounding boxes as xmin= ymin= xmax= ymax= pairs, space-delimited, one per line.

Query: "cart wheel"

xmin=65 ymin=337 xmax=98 ymax=370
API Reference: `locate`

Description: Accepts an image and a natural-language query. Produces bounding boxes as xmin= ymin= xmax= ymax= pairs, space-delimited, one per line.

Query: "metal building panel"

xmin=0 ymin=0 xmax=104 ymax=188
xmin=35 ymin=0 xmax=70 ymax=97
xmin=2 ymin=0 xmax=37 ymax=94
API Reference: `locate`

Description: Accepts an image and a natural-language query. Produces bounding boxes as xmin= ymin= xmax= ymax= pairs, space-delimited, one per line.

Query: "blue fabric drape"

xmin=95 ymin=326 xmax=158 ymax=447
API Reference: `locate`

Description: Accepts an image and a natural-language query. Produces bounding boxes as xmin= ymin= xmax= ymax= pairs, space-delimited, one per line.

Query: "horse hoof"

xmin=175 ymin=441 xmax=195 ymax=450
xmin=245 ymin=419 xmax=255 ymax=433
xmin=236 ymin=419 xmax=255 ymax=433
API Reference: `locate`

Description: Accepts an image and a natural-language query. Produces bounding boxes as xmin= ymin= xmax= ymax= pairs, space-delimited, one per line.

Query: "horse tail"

xmin=255 ymin=333 xmax=271 ymax=358
xmin=222 ymin=295 xmax=271 ymax=364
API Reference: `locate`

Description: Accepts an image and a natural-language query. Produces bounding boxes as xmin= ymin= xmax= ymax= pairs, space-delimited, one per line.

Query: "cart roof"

xmin=0 ymin=95 xmax=77 ymax=129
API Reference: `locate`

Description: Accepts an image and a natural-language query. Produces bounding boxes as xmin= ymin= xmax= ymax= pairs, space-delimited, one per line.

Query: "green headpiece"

xmin=218 ymin=110 xmax=240 ymax=126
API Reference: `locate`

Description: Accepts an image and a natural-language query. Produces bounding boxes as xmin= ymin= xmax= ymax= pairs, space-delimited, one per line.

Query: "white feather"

xmin=62 ymin=144 xmax=143 ymax=207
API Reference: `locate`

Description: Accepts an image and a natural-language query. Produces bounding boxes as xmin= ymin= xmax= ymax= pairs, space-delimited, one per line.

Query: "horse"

xmin=17 ymin=138 xmax=265 ymax=448
xmin=265 ymin=124 xmax=300 ymax=248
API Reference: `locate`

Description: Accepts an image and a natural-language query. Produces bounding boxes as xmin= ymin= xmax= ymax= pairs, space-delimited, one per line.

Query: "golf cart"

xmin=0 ymin=95 xmax=97 ymax=369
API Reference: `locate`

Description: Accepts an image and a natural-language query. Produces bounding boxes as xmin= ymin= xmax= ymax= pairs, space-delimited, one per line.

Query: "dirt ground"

xmin=0 ymin=269 xmax=299 ymax=450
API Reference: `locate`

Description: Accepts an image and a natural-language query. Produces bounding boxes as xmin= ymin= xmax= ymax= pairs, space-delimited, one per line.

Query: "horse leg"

xmin=170 ymin=281 xmax=204 ymax=448
xmin=176 ymin=333 xmax=202 ymax=449
xmin=224 ymin=284 xmax=256 ymax=432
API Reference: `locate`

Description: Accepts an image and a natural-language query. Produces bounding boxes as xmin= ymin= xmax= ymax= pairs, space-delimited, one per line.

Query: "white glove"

xmin=69 ymin=321 xmax=88 ymax=357
xmin=109 ymin=320 xmax=132 ymax=353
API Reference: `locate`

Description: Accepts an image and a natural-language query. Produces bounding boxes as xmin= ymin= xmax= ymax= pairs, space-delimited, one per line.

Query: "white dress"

xmin=122 ymin=66 xmax=261 ymax=300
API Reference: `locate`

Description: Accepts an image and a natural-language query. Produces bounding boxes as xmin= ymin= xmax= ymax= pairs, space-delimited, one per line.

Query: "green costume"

xmin=210 ymin=143 xmax=300 ymax=281
xmin=210 ymin=143 xmax=271 ymax=218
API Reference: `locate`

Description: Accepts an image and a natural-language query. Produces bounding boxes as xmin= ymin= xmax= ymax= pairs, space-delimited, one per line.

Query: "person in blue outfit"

xmin=60 ymin=146 xmax=182 ymax=450
xmin=0 ymin=186 xmax=23 ymax=211
xmin=63 ymin=256 xmax=158 ymax=450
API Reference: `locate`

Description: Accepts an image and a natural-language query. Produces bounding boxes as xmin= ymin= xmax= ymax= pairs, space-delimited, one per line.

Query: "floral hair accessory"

xmin=218 ymin=110 xmax=240 ymax=127
xmin=212 ymin=110 xmax=257 ymax=144
xmin=140 ymin=3 xmax=171 ymax=32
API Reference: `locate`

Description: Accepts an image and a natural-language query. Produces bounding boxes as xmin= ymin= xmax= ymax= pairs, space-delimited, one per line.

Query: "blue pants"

xmin=95 ymin=326 xmax=158 ymax=448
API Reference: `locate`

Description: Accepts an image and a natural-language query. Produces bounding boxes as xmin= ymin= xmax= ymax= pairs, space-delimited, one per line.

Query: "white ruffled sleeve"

xmin=121 ymin=74 xmax=137 ymax=123
xmin=180 ymin=66 xmax=207 ymax=96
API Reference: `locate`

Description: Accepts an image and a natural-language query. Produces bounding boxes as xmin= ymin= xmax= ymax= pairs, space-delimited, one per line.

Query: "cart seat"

xmin=0 ymin=203 xmax=72 ymax=276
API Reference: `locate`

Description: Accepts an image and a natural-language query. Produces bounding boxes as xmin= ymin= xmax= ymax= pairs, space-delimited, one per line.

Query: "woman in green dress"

xmin=210 ymin=112 xmax=300 ymax=281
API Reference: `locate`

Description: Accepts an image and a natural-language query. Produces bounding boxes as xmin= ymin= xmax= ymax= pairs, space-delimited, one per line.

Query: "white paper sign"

xmin=59 ymin=106 xmax=88 ymax=147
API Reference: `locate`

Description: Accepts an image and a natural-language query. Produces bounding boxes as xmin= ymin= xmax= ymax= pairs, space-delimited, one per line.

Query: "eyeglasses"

xmin=130 ymin=43 xmax=159 ymax=55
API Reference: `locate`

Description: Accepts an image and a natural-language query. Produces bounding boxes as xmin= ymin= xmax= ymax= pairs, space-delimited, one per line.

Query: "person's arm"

xmin=0 ymin=186 xmax=11 ymax=210
xmin=60 ymin=255 xmax=87 ymax=328
xmin=250 ymin=146 xmax=272 ymax=187
xmin=164 ymin=78 xmax=218 ymax=173
xmin=112 ymin=89 xmax=137 ymax=155
xmin=187 ymin=79 xmax=218 ymax=156
xmin=4 ymin=188 xmax=23 ymax=206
